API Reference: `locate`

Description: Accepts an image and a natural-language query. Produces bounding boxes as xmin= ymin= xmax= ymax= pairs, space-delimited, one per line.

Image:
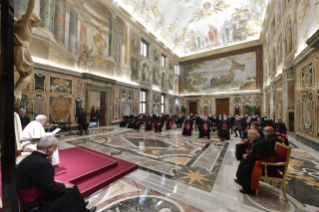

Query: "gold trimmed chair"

xmin=256 ymin=142 xmax=291 ymax=202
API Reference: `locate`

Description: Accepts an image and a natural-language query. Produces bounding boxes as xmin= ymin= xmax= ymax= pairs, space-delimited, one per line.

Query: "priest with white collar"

xmin=22 ymin=114 xmax=60 ymax=166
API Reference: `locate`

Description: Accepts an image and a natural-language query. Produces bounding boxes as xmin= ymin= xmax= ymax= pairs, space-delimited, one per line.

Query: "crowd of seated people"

xmin=119 ymin=112 xmax=178 ymax=133
xmin=119 ymin=112 xmax=288 ymax=146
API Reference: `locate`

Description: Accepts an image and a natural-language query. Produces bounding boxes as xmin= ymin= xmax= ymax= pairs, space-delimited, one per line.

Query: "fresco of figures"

xmin=118 ymin=0 xmax=267 ymax=56
xmin=181 ymin=52 xmax=257 ymax=94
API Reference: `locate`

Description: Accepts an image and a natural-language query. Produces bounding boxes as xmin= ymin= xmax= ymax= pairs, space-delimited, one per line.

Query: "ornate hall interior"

xmin=1 ymin=0 xmax=319 ymax=211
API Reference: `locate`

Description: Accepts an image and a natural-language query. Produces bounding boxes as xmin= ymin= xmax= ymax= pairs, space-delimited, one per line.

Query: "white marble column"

xmin=282 ymin=70 xmax=288 ymax=126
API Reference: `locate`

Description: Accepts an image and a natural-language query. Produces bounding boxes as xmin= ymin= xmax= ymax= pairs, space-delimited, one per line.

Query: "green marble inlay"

xmin=15 ymin=0 xmax=29 ymax=19
xmin=125 ymin=138 xmax=178 ymax=148
xmin=40 ymin=0 xmax=55 ymax=33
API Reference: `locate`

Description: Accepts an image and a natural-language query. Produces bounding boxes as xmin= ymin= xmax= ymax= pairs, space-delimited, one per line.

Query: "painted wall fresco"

xmin=131 ymin=58 xmax=139 ymax=82
xmin=118 ymin=0 xmax=268 ymax=57
xmin=182 ymin=52 xmax=257 ymax=94
xmin=112 ymin=85 xmax=139 ymax=120
xmin=297 ymin=0 xmax=317 ymax=54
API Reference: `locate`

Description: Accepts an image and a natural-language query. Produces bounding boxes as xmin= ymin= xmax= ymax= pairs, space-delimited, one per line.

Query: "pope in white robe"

xmin=22 ymin=114 xmax=60 ymax=165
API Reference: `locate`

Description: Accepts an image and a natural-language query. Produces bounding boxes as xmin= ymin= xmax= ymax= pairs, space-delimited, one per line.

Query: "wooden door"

xmin=100 ymin=92 xmax=106 ymax=126
xmin=216 ymin=99 xmax=229 ymax=116
xmin=189 ymin=102 xmax=198 ymax=115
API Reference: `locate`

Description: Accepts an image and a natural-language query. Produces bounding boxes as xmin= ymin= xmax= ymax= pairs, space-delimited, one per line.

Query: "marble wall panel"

xmin=316 ymin=90 xmax=319 ymax=137
xmin=288 ymin=81 xmax=295 ymax=110
xmin=315 ymin=56 xmax=319 ymax=87
xmin=33 ymin=73 xmax=46 ymax=93
xmin=302 ymin=91 xmax=313 ymax=134
xmin=33 ymin=95 xmax=46 ymax=118
xmin=276 ymin=100 xmax=283 ymax=119
xmin=301 ymin=62 xmax=313 ymax=89
xmin=114 ymin=101 xmax=119 ymax=120
xmin=75 ymin=80 xmax=84 ymax=96
xmin=50 ymin=76 xmax=72 ymax=95
xmin=49 ymin=96 xmax=72 ymax=123
xmin=285 ymin=14 xmax=293 ymax=57
xmin=297 ymin=94 xmax=302 ymax=131
xmin=75 ymin=97 xmax=83 ymax=119
xmin=121 ymin=102 xmax=131 ymax=117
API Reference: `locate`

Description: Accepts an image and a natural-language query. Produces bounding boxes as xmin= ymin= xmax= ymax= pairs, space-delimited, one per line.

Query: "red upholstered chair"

xmin=254 ymin=142 xmax=291 ymax=202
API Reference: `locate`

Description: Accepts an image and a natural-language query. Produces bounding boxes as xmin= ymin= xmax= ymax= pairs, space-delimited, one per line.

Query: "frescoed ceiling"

xmin=114 ymin=0 xmax=268 ymax=57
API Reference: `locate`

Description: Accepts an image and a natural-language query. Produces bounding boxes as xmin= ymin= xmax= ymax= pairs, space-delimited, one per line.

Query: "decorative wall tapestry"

xmin=50 ymin=76 xmax=72 ymax=95
xmin=162 ymin=72 xmax=168 ymax=89
xmin=153 ymin=67 xmax=160 ymax=86
xmin=182 ymin=52 xmax=257 ymax=94
xmin=131 ymin=58 xmax=139 ymax=83
xmin=114 ymin=101 xmax=120 ymax=120
xmin=277 ymin=33 xmax=283 ymax=66
xmin=301 ymin=62 xmax=313 ymax=89
xmin=75 ymin=80 xmax=84 ymax=96
xmin=49 ymin=96 xmax=71 ymax=123
xmin=302 ymin=92 xmax=313 ymax=134
xmin=34 ymin=73 xmax=46 ymax=92
xmin=33 ymin=95 xmax=46 ymax=118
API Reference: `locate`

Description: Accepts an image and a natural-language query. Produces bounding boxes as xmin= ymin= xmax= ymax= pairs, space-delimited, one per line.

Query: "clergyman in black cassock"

xmin=235 ymin=129 xmax=277 ymax=194
xmin=198 ymin=118 xmax=211 ymax=140
xmin=76 ymin=109 xmax=88 ymax=135
xmin=16 ymin=136 xmax=96 ymax=212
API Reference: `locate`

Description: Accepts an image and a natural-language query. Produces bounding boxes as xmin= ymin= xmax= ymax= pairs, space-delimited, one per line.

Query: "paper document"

xmin=52 ymin=128 xmax=61 ymax=134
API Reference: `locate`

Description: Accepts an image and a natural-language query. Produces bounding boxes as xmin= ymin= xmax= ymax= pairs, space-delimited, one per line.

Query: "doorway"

xmin=216 ymin=99 xmax=229 ymax=116
xmin=89 ymin=91 xmax=106 ymax=127
xmin=189 ymin=102 xmax=198 ymax=115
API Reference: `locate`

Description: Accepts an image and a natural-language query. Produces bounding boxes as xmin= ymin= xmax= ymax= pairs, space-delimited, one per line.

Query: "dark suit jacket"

xmin=17 ymin=151 xmax=66 ymax=196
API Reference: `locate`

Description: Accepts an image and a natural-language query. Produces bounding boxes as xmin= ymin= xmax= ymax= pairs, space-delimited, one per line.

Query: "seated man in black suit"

xmin=18 ymin=108 xmax=30 ymax=130
xmin=16 ymin=135 xmax=96 ymax=212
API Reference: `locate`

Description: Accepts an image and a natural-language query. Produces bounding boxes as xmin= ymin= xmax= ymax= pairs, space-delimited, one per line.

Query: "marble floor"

xmin=58 ymin=127 xmax=319 ymax=212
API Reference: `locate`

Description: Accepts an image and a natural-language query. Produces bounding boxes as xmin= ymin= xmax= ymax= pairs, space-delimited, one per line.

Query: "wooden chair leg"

xmin=272 ymin=180 xmax=275 ymax=188
xmin=282 ymin=181 xmax=288 ymax=202
xmin=256 ymin=189 xmax=258 ymax=197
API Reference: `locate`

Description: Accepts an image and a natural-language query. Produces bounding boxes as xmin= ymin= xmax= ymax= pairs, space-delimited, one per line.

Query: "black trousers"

xmin=38 ymin=185 xmax=87 ymax=212
xmin=236 ymin=159 xmax=254 ymax=190
xmin=79 ymin=122 xmax=88 ymax=134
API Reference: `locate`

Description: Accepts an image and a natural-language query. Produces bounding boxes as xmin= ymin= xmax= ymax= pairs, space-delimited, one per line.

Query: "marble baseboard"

xmin=296 ymin=134 xmax=319 ymax=153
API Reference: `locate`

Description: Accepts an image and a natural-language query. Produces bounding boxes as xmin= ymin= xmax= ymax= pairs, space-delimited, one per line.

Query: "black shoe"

xmin=239 ymin=188 xmax=255 ymax=194
xmin=87 ymin=206 xmax=97 ymax=212
xmin=85 ymin=201 xmax=89 ymax=206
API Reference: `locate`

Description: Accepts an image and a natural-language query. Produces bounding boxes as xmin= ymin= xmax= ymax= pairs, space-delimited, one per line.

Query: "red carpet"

xmin=54 ymin=147 xmax=118 ymax=184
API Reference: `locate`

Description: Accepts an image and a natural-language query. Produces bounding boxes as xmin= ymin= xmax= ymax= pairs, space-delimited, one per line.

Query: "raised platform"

xmin=0 ymin=147 xmax=138 ymax=211
xmin=54 ymin=147 xmax=138 ymax=198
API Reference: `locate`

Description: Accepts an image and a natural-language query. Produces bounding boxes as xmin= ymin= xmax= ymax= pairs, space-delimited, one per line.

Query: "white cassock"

xmin=22 ymin=120 xmax=60 ymax=166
